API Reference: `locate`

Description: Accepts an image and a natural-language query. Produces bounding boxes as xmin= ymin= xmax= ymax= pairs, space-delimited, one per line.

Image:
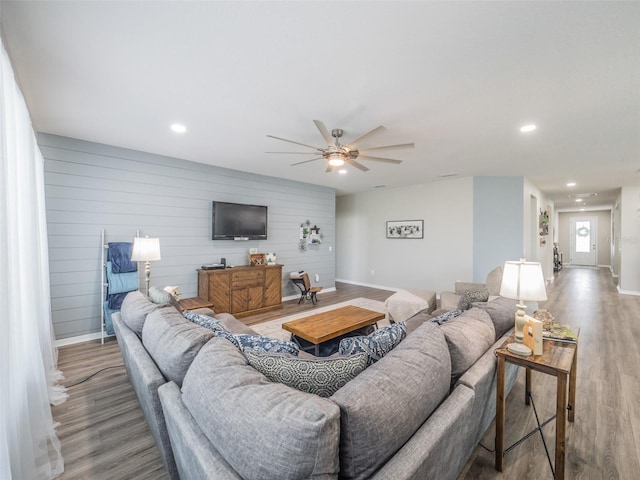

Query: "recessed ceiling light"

xmin=575 ymin=198 xmax=583 ymax=203
xmin=566 ymin=182 xmax=576 ymax=187
xmin=580 ymin=208 xmax=585 ymax=211
xmin=171 ymin=123 xmax=187 ymax=134
xmin=338 ymin=169 xmax=347 ymax=174
xmin=519 ymin=124 xmax=537 ymax=133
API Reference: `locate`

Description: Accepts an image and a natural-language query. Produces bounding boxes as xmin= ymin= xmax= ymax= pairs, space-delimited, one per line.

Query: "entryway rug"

xmin=251 ymin=297 xmax=389 ymax=341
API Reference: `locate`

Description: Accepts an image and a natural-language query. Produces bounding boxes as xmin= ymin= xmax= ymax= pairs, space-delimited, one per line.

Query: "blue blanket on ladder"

xmin=107 ymin=242 xmax=137 ymax=273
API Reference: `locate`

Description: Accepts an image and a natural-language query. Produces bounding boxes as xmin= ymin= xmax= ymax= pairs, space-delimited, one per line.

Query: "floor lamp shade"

xmin=499 ymin=258 xmax=547 ymax=355
xmin=131 ymin=236 xmax=161 ymax=295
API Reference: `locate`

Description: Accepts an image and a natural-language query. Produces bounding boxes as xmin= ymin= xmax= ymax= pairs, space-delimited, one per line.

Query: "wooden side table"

xmin=495 ymin=331 xmax=578 ymax=480
xmin=176 ymin=297 xmax=215 ymax=312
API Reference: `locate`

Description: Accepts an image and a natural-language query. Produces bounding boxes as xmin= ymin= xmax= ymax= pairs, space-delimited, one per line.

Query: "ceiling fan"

xmin=266 ymin=120 xmax=414 ymax=173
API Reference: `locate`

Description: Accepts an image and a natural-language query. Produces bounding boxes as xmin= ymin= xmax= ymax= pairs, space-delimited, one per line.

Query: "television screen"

xmin=212 ymin=201 xmax=268 ymax=240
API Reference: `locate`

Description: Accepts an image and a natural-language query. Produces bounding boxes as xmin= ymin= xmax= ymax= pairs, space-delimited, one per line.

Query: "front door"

xmin=569 ymin=216 xmax=597 ymax=266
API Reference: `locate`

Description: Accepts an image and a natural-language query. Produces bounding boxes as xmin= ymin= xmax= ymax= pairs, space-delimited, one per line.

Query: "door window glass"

xmin=575 ymin=221 xmax=590 ymax=253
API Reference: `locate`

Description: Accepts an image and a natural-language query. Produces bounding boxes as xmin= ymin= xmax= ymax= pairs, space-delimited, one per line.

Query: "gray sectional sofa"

xmin=113 ymin=290 xmax=521 ymax=480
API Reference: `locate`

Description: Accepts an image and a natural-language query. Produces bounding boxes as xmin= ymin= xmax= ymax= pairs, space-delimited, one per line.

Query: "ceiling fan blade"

xmin=345 ymin=125 xmax=387 ymax=149
xmin=313 ymin=120 xmax=334 ymax=147
xmin=265 ymin=151 xmax=319 ymax=154
xmin=358 ymin=143 xmax=415 ymax=153
xmin=347 ymin=159 xmax=370 ymax=172
xmin=358 ymin=155 xmax=403 ymax=164
xmin=266 ymin=135 xmax=323 ymax=151
xmin=291 ymin=157 xmax=324 ymax=166
xmin=325 ymin=164 xmax=333 ymax=173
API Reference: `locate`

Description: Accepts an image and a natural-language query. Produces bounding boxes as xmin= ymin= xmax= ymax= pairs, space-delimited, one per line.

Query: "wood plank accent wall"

xmin=39 ymin=134 xmax=335 ymax=340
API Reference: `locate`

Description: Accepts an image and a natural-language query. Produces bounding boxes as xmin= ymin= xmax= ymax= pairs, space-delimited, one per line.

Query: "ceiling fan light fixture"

xmin=328 ymin=153 xmax=345 ymax=166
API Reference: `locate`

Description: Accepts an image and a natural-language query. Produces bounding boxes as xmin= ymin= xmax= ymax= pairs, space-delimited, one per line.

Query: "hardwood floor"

xmin=52 ymin=271 xmax=640 ymax=479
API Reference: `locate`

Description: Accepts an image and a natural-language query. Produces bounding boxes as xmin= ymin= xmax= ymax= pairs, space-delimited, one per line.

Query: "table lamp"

xmin=499 ymin=258 xmax=547 ymax=356
xmin=131 ymin=236 xmax=161 ymax=296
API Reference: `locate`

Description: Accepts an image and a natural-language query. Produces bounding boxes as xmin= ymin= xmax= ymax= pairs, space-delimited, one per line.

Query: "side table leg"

xmin=525 ymin=367 xmax=532 ymax=405
xmin=555 ymin=372 xmax=567 ymax=480
xmin=495 ymin=356 xmax=506 ymax=471
xmin=568 ymin=344 xmax=577 ymax=422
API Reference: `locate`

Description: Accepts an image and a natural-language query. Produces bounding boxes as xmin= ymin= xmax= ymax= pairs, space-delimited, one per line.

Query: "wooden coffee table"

xmin=282 ymin=305 xmax=385 ymax=356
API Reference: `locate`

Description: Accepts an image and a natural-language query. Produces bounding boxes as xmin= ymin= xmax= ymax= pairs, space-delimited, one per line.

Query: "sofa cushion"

xmin=440 ymin=307 xmax=495 ymax=385
xmin=182 ymin=338 xmax=340 ymax=480
xmin=471 ymin=296 xmax=519 ymax=340
xmin=338 ymin=322 xmax=407 ymax=366
xmin=244 ymin=351 xmax=368 ymax=397
xmin=439 ymin=291 xmax=461 ymax=311
xmin=458 ymin=288 xmax=490 ymax=310
xmin=141 ymin=307 xmax=214 ymax=386
xmin=120 ymin=291 xmax=160 ymax=337
xmin=330 ymin=322 xmax=451 ymax=480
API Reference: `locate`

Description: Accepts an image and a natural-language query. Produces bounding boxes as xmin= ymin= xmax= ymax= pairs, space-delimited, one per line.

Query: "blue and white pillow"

xmin=217 ymin=331 xmax=300 ymax=356
xmin=183 ymin=310 xmax=226 ymax=333
xmin=429 ymin=309 xmax=464 ymax=325
xmin=339 ymin=322 xmax=407 ymax=366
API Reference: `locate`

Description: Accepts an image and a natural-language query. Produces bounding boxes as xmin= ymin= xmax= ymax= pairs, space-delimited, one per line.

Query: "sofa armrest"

xmin=439 ymin=291 xmax=461 ymax=311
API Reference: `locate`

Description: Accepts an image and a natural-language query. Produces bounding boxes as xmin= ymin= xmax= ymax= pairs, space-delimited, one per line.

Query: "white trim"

xmin=55 ymin=331 xmax=114 ymax=347
xmin=335 ymin=278 xmax=401 ymax=292
xmin=617 ymin=286 xmax=640 ymax=296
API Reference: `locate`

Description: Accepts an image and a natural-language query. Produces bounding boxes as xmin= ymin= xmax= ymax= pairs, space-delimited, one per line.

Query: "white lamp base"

xmin=507 ymin=342 xmax=532 ymax=356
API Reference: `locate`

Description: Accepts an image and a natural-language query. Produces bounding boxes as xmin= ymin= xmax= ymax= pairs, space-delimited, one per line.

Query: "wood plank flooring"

xmin=52 ymin=270 xmax=640 ymax=479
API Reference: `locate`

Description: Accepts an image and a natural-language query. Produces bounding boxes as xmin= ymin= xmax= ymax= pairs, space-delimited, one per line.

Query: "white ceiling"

xmin=2 ymin=1 xmax=639 ymax=209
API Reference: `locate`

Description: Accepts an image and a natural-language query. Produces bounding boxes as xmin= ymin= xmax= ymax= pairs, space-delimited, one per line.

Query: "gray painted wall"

xmin=40 ymin=133 xmax=335 ymax=340
xmin=336 ymin=177 xmax=474 ymax=294
xmin=473 ymin=177 xmax=524 ymax=282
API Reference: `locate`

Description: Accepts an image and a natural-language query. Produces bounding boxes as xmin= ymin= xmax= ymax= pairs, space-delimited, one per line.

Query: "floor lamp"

xmin=131 ymin=236 xmax=161 ymax=296
xmin=499 ymin=258 xmax=547 ymax=356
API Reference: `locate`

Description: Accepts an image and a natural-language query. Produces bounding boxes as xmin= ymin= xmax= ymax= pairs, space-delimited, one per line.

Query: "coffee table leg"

xmin=495 ymin=355 xmax=506 ymax=471
xmin=525 ymin=367 xmax=532 ymax=405
xmin=314 ymin=343 xmax=320 ymax=356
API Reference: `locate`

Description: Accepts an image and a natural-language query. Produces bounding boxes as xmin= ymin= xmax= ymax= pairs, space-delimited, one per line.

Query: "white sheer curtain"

xmin=0 ymin=39 xmax=66 ymax=478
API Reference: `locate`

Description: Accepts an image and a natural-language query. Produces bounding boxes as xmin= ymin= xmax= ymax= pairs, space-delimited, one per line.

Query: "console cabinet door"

xmin=264 ymin=267 xmax=282 ymax=307
xmin=209 ymin=272 xmax=230 ymax=313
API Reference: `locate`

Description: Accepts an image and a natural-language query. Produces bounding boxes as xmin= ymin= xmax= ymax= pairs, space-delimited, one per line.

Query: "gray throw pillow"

xmin=458 ymin=288 xmax=490 ymax=310
xmin=245 ymin=351 xmax=368 ymax=397
xmin=339 ymin=322 xmax=407 ymax=366
xmin=148 ymin=286 xmax=171 ymax=305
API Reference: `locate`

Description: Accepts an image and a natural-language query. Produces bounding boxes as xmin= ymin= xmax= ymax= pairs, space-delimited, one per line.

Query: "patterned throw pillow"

xmin=339 ymin=322 xmax=407 ymax=366
xmin=429 ymin=309 xmax=464 ymax=325
xmin=183 ymin=310 xmax=226 ymax=333
xmin=148 ymin=286 xmax=172 ymax=305
xmin=217 ymin=332 xmax=300 ymax=356
xmin=244 ymin=351 xmax=368 ymax=397
xmin=458 ymin=288 xmax=490 ymax=310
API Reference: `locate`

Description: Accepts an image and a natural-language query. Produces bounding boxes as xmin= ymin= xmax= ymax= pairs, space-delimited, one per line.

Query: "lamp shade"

xmin=131 ymin=237 xmax=161 ymax=262
xmin=499 ymin=258 xmax=547 ymax=302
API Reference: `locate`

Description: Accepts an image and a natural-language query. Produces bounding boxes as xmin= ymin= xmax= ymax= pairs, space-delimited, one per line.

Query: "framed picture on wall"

xmin=386 ymin=220 xmax=424 ymax=239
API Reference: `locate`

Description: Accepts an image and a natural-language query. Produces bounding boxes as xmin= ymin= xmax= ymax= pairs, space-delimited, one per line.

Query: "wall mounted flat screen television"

xmin=212 ymin=201 xmax=268 ymax=240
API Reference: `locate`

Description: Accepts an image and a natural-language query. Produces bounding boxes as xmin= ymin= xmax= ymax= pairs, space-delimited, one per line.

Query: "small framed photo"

xmin=386 ymin=220 xmax=424 ymax=239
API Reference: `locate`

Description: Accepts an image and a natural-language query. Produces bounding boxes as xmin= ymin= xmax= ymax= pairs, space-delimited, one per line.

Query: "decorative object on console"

xmin=499 ymin=258 xmax=547 ymax=356
xmin=265 ymin=252 xmax=277 ymax=265
xmin=386 ymin=220 xmax=424 ymax=239
xmin=248 ymin=253 xmax=266 ymax=266
xmin=131 ymin=236 xmax=161 ymax=296
xmin=523 ymin=316 xmax=543 ymax=355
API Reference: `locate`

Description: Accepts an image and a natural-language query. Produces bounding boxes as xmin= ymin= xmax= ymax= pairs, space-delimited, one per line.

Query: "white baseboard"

xmin=335 ymin=278 xmax=401 ymax=292
xmin=617 ymin=286 xmax=640 ymax=296
xmin=55 ymin=331 xmax=113 ymax=347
